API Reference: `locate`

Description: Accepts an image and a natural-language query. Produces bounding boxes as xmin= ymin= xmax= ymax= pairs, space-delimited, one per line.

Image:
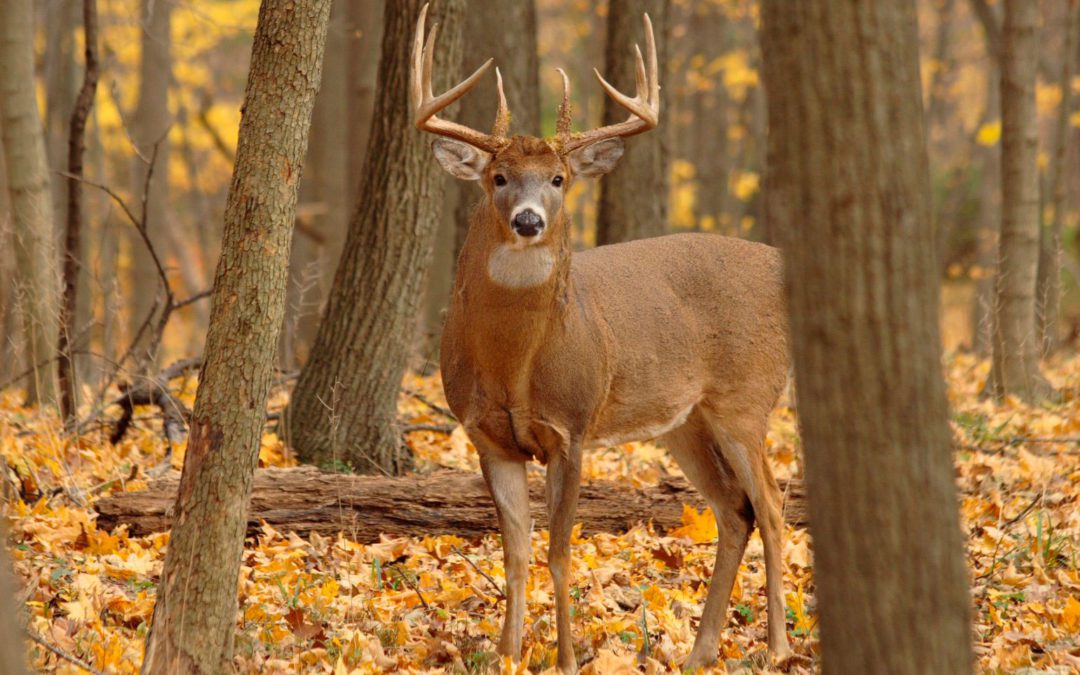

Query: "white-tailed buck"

xmin=412 ymin=5 xmax=792 ymax=671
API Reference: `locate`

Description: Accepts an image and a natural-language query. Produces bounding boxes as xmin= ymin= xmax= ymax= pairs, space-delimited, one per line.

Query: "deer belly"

xmin=584 ymin=399 xmax=698 ymax=449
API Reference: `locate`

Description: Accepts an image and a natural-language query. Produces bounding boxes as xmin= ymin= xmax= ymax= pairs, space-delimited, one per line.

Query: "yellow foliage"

xmin=976 ymin=121 xmax=1002 ymax=147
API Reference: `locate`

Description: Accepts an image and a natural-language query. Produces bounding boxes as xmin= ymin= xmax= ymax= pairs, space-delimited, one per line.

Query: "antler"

xmin=410 ymin=3 xmax=510 ymax=153
xmin=556 ymin=13 xmax=660 ymax=154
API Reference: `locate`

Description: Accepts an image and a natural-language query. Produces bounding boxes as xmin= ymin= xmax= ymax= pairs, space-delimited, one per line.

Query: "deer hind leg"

xmin=661 ymin=412 xmax=754 ymax=669
xmin=478 ymin=448 xmax=531 ymax=660
xmin=704 ymin=411 xmax=793 ymax=661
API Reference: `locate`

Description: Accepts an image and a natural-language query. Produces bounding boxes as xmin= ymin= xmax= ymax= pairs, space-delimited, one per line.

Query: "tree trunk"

xmin=128 ymin=0 xmax=173 ymax=366
xmin=988 ymin=0 xmax=1052 ymax=401
xmin=1035 ymin=0 xmax=1077 ymax=356
xmin=95 ymin=467 xmax=808 ymax=539
xmin=346 ymin=0 xmax=383 ymax=208
xmin=44 ymin=0 xmax=80 ymax=241
xmin=280 ymin=0 xmax=352 ymax=371
xmin=0 ymin=0 xmax=61 ymax=405
xmin=760 ymin=2 xmax=973 ymax=673
xmin=140 ymin=1 xmax=331 ymax=672
xmin=285 ymin=0 xmax=465 ymax=475
xmin=596 ymin=0 xmax=669 ymax=245
xmin=0 ymin=521 xmax=28 ymax=675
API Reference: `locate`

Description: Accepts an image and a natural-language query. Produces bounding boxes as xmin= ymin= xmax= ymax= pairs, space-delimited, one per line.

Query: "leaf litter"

xmin=2 ymin=352 xmax=1078 ymax=672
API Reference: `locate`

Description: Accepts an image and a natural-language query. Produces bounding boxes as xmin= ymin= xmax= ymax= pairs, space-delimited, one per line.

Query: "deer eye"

xmin=493 ymin=174 xmax=507 ymax=186
xmin=552 ymin=176 xmax=564 ymax=187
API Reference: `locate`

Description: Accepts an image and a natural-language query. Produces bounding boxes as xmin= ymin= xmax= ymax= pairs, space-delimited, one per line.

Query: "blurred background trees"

xmin=0 ymin=0 xmax=1076 ymax=454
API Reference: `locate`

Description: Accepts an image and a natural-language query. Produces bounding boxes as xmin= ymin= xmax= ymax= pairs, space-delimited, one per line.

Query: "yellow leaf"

xmin=977 ymin=121 xmax=1001 ymax=146
xmin=1061 ymin=595 xmax=1080 ymax=632
xmin=670 ymin=504 xmax=717 ymax=543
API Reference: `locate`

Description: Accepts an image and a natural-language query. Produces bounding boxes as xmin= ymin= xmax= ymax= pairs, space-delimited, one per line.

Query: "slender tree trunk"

xmin=286 ymin=0 xmax=465 ymax=475
xmin=280 ymin=0 xmax=351 ymax=371
xmin=45 ymin=0 xmax=80 ymax=241
xmin=969 ymin=0 xmax=1001 ymax=355
xmin=1036 ymin=0 xmax=1077 ymax=355
xmin=141 ymin=1 xmax=331 ymax=672
xmin=596 ymin=0 xmax=669 ymax=245
xmin=988 ymin=0 xmax=1052 ymax=401
xmin=57 ymin=0 xmax=100 ymax=423
xmin=761 ymin=2 xmax=973 ymax=673
xmin=128 ymin=0 xmax=173 ymax=365
xmin=0 ymin=521 xmax=28 ymax=675
xmin=0 ymin=0 xmax=61 ymax=405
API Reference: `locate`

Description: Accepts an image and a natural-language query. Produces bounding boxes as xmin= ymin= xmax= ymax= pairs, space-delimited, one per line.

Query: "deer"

xmin=411 ymin=5 xmax=792 ymax=672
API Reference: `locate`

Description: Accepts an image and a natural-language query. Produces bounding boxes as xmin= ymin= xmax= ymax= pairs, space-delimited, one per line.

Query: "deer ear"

xmin=567 ymin=138 xmax=625 ymax=178
xmin=431 ymin=138 xmax=491 ymax=181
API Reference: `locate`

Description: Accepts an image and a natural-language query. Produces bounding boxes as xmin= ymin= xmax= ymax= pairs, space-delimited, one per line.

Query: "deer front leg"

xmin=479 ymin=451 xmax=531 ymax=660
xmin=545 ymin=447 xmax=582 ymax=673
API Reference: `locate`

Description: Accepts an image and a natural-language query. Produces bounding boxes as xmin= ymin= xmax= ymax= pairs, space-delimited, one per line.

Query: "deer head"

xmin=411 ymin=4 xmax=659 ymax=247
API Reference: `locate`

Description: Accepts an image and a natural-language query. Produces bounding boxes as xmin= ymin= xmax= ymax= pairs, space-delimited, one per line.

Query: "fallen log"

xmin=94 ymin=466 xmax=807 ymax=542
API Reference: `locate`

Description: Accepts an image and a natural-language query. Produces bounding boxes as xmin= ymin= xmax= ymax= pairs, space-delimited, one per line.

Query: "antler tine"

xmin=410 ymin=3 xmax=510 ymax=153
xmin=555 ymin=68 xmax=573 ymax=139
xmin=492 ymin=67 xmax=510 ymax=139
xmin=560 ymin=13 xmax=660 ymax=154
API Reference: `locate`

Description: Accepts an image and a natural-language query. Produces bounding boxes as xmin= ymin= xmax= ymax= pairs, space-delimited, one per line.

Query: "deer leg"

xmin=663 ymin=418 xmax=752 ymax=669
xmin=479 ymin=450 xmax=531 ymax=660
xmin=709 ymin=419 xmax=793 ymax=661
xmin=545 ymin=447 xmax=582 ymax=673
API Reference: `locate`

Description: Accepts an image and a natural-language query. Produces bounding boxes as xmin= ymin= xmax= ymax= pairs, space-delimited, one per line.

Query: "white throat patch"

xmin=486 ymin=244 xmax=555 ymax=289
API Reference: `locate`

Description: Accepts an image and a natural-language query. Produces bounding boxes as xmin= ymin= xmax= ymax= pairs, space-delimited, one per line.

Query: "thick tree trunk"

xmin=0 ymin=0 xmax=61 ymax=405
xmin=285 ymin=0 xmax=465 ymax=475
xmin=128 ymin=0 xmax=173 ymax=366
xmin=0 ymin=522 xmax=28 ymax=675
xmin=1036 ymin=1 xmax=1077 ymax=356
xmin=596 ymin=0 xmax=669 ymax=245
xmin=761 ymin=2 xmax=973 ymax=673
xmin=44 ymin=0 xmax=80 ymax=240
xmin=988 ymin=0 xmax=1052 ymax=401
xmin=95 ymin=467 xmax=808 ymax=539
xmin=280 ymin=0 xmax=352 ymax=371
xmin=140 ymin=1 xmax=331 ymax=672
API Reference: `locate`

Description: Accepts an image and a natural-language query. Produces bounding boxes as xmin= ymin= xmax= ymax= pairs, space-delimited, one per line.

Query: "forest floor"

xmin=2 ymin=352 xmax=1079 ymax=674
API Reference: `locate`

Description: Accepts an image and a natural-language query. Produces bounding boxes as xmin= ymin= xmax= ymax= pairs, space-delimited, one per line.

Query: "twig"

xmin=403 ymin=389 xmax=457 ymax=421
xmin=390 ymin=565 xmax=430 ymax=610
xmin=401 ymin=423 xmax=457 ymax=434
xmin=451 ymin=545 xmax=505 ymax=601
xmin=174 ymin=289 xmax=211 ymax=310
xmin=24 ymin=628 xmax=104 ymax=675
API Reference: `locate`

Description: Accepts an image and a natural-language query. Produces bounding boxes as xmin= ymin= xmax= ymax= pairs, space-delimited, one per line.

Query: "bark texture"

xmin=0 ymin=0 xmax=61 ymax=404
xmin=96 ymin=467 xmax=807 ymax=538
xmin=760 ymin=2 xmax=973 ymax=673
xmin=141 ymin=1 xmax=331 ymax=672
xmin=128 ymin=0 xmax=173 ymax=364
xmin=988 ymin=0 xmax=1052 ymax=401
xmin=596 ymin=0 xmax=669 ymax=245
xmin=285 ymin=0 xmax=465 ymax=475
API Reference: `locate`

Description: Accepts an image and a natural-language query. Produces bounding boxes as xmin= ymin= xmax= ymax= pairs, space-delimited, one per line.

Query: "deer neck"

xmin=457 ymin=202 xmax=573 ymax=310
xmin=452 ymin=203 xmax=575 ymax=389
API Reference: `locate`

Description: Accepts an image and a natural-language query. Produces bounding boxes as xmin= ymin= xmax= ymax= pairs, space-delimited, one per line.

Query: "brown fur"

xmin=437 ymin=137 xmax=793 ymax=672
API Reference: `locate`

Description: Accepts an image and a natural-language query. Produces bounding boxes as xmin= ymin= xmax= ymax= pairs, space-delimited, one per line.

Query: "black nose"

xmin=512 ymin=209 xmax=544 ymax=237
